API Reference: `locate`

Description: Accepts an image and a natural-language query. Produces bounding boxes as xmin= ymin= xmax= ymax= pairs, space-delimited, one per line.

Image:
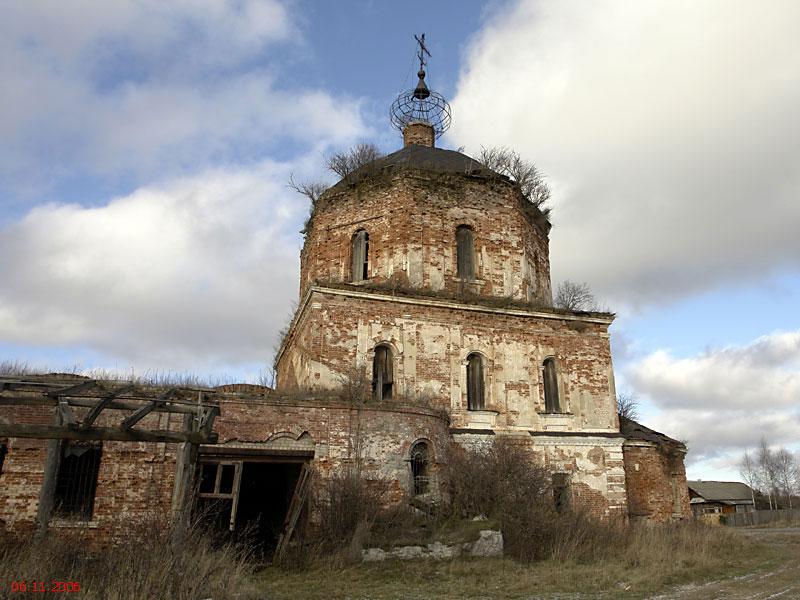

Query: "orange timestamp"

xmin=11 ymin=581 xmax=81 ymax=592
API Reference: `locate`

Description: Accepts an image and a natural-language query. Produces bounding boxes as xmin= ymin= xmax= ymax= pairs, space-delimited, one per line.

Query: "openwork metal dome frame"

xmin=390 ymin=89 xmax=452 ymax=139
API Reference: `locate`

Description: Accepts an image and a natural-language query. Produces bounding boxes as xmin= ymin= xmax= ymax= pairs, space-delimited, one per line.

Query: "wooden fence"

xmin=723 ymin=508 xmax=800 ymax=527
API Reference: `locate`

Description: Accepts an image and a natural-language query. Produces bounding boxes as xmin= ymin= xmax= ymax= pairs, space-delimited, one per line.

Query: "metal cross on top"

xmin=414 ymin=33 xmax=431 ymax=71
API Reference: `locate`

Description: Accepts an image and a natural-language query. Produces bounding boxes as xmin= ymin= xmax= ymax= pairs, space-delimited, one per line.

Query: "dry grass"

xmin=258 ymin=522 xmax=769 ymax=600
xmin=0 ymin=516 xmax=257 ymax=600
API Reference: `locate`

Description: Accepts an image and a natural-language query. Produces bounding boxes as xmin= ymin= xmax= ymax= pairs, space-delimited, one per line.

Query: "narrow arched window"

xmin=543 ymin=357 xmax=560 ymax=413
xmin=351 ymin=229 xmax=369 ymax=282
xmin=467 ymin=352 xmax=485 ymax=410
xmin=456 ymin=225 xmax=475 ymax=279
xmin=372 ymin=344 xmax=393 ymax=400
xmin=410 ymin=441 xmax=430 ymax=496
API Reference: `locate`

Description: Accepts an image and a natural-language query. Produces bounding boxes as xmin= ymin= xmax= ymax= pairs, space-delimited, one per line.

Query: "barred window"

xmin=54 ymin=442 xmax=102 ymax=519
xmin=410 ymin=441 xmax=430 ymax=496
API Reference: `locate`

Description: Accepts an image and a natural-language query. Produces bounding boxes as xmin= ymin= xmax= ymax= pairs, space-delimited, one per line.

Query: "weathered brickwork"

xmin=623 ymin=441 xmax=691 ymax=522
xmin=299 ymin=169 xmax=552 ymax=306
xmin=0 ymin=390 xmax=448 ymax=531
xmin=277 ymin=286 xmax=619 ymax=435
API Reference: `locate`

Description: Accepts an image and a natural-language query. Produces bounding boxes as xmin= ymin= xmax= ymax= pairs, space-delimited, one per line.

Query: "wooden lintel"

xmin=48 ymin=380 xmax=99 ymax=397
xmin=58 ymin=401 xmax=78 ymax=426
xmin=81 ymin=384 xmax=136 ymax=428
xmin=0 ymin=423 xmax=218 ymax=444
xmin=120 ymin=389 xmax=174 ymax=430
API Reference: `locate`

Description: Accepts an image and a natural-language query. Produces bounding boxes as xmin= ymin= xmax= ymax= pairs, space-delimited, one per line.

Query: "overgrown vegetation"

xmin=553 ymin=279 xmax=598 ymax=311
xmin=0 ymin=516 xmax=257 ymax=599
xmin=477 ymin=145 xmax=551 ymax=215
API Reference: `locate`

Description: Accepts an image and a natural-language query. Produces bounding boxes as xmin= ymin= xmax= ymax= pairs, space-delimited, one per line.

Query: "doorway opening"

xmin=194 ymin=454 xmax=309 ymax=555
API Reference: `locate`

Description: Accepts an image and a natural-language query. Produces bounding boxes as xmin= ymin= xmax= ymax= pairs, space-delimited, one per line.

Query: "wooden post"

xmin=35 ymin=409 xmax=62 ymax=540
xmin=170 ymin=412 xmax=198 ymax=545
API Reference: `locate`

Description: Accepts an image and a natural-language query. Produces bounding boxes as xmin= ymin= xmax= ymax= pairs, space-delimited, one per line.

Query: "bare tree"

xmin=553 ymin=280 xmax=597 ymax=311
xmin=739 ymin=449 xmax=759 ymax=510
xmin=324 ymin=142 xmax=384 ymax=179
xmin=772 ymin=448 xmax=797 ymax=510
xmin=477 ymin=146 xmax=551 ymax=213
xmin=287 ymin=174 xmax=328 ymax=204
xmin=616 ymin=391 xmax=640 ymax=421
xmin=757 ymin=439 xmax=778 ymax=509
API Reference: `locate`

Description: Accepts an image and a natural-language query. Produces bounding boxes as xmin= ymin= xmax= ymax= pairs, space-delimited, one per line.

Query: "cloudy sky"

xmin=2 ymin=0 xmax=798 ymax=481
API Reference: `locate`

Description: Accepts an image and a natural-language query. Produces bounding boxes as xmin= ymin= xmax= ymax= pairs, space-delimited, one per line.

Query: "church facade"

xmin=0 ymin=52 xmax=690 ymax=549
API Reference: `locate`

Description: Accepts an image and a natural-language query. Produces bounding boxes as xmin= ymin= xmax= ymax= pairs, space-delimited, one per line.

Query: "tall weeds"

xmin=0 ymin=515 xmax=256 ymax=600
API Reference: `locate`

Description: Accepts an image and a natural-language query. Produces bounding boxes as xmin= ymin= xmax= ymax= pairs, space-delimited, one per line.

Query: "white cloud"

xmin=0 ymin=1 xmax=369 ymax=187
xmin=449 ymin=0 xmax=800 ymax=307
xmin=626 ymin=329 xmax=800 ymax=465
xmin=0 ymin=163 xmax=307 ymax=372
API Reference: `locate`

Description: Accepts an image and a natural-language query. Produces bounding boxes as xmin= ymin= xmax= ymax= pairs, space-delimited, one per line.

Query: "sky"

xmin=1 ymin=0 xmax=798 ymax=482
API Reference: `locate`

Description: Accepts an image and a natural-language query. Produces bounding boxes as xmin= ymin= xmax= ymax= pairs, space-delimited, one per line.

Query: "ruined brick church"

xmin=0 ymin=42 xmax=689 ymax=550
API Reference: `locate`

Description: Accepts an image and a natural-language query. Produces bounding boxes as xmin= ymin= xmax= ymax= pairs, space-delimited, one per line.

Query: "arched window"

xmin=409 ymin=441 xmax=430 ymax=496
xmin=456 ymin=225 xmax=475 ymax=279
xmin=351 ymin=229 xmax=369 ymax=282
xmin=543 ymin=357 xmax=560 ymax=413
xmin=466 ymin=352 xmax=485 ymax=410
xmin=372 ymin=344 xmax=393 ymax=400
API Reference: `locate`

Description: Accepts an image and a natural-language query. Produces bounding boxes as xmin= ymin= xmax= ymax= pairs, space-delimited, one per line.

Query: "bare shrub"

xmin=306 ymin=466 xmax=388 ymax=562
xmin=553 ymin=279 xmax=597 ymax=311
xmin=325 ymin=143 xmax=384 ymax=179
xmin=616 ymin=391 xmax=640 ymax=421
xmin=448 ymin=438 xmax=551 ymax=521
xmin=477 ymin=146 xmax=551 ymax=214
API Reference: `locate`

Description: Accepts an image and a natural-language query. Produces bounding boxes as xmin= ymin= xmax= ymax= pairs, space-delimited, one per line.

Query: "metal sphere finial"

xmin=390 ymin=34 xmax=451 ymax=139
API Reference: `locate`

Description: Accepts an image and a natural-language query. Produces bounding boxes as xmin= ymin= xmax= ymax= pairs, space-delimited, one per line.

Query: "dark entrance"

xmin=194 ymin=453 xmax=308 ymax=555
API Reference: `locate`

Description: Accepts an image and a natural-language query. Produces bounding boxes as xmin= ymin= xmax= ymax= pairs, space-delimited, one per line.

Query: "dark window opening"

xmin=351 ymin=229 xmax=369 ymax=282
xmin=467 ymin=353 xmax=485 ymax=410
xmin=372 ymin=345 xmax=393 ymax=400
xmin=456 ymin=225 xmax=475 ymax=279
xmin=54 ymin=442 xmax=101 ymax=519
xmin=543 ymin=357 xmax=560 ymax=413
xmin=552 ymin=472 xmax=570 ymax=513
xmin=410 ymin=441 xmax=430 ymax=496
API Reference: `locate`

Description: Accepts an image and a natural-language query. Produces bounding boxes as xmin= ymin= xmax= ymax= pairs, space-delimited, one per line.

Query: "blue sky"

xmin=1 ymin=0 xmax=799 ymax=482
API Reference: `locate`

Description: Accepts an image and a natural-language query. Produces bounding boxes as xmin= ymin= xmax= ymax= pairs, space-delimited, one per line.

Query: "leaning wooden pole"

xmin=35 ymin=409 xmax=62 ymax=541
xmin=170 ymin=411 xmax=198 ymax=545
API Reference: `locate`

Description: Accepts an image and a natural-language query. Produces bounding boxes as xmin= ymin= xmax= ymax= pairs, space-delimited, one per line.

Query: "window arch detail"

xmin=542 ymin=356 xmax=560 ymax=413
xmin=372 ymin=344 xmax=393 ymax=401
xmin=466 ymin=352 xmax=485 ymax=411
xmin=456 ymin=225 xmax=475 ymax=279
xmin=351 ymin=229 xmax=369 ymax=282
xmin=409 ymin=440 xmax=430 ymax=496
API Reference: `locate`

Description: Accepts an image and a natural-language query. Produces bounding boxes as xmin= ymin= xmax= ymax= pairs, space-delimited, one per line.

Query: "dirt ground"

xmin=643 ymin=528 xmax=800 ymax=600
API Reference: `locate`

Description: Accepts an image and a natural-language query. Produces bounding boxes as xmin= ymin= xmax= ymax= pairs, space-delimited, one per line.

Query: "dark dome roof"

xmin=330 ymin=144 xmax=501 ymax=191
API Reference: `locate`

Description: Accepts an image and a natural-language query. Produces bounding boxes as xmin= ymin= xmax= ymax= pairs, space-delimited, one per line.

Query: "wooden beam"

xmin=119 ymin=389 xmax=174 ymax=430
xmin=81 ymin=384 xmax=136 ymax=428
xmin=0 ymin=395 xmax=204 ymax=415
xmin=0 ymin=424 xmax=217 ymax=444
xmin=58 ymin=400 xmax=78 ymax=426
xmin=48 ymin=380 xmax=99 ymax=397
xmin=200 ymin=404 xmax=220 ymax=439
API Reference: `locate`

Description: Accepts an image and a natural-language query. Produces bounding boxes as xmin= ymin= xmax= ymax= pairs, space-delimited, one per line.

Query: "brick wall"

xmin=623 ymin=441 xmax=691 ymax=522
xmin=300 ymin=170 xmax=552 ymax=305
